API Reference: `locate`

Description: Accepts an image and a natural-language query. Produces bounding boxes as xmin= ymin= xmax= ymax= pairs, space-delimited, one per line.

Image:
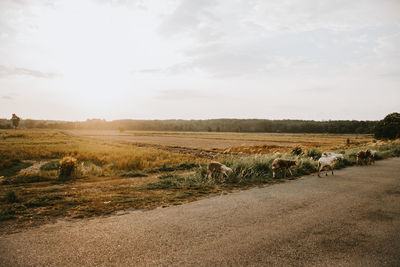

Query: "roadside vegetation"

xmin=0 ymin=129 xmax=399 ymax=234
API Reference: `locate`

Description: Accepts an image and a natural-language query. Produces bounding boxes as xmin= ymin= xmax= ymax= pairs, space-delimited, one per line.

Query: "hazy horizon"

xmin=1 ymin=0 xmax=399 ymax=121
xmin=0 ymin=116 xmax=388 ymax=122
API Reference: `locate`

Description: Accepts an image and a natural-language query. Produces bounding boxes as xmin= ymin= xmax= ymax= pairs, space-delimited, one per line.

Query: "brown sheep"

xmin=357 ymin=150 xmax=372 ymax=165
xmin=272 ymin=158 xmax=297 ymax=178
xmin=207 ymin=161 xmax=232 ymax=181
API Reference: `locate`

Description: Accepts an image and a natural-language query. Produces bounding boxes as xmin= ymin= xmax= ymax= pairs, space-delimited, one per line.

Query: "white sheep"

xmin=318 ymin=153 xmax=344 ymax=177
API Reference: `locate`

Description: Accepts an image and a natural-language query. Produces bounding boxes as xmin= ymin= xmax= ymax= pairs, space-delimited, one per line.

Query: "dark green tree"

xmin=374 ymin=112 xmax=400 ymax=140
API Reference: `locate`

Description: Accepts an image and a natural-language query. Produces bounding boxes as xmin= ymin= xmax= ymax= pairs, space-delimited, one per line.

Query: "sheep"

xmin=356 ymin=150 xmax=372 ymax=165
xmin=272 ymin=158 xmax=297 ymax=178
xmin=318 ymin=153 xmax=344 ymax=177
xmin=273 ymin=151 xmax=282 ymax=157
xmin=368 ymin=150 xmax=377 ymax=164
xmin=207 ymin=161 xmax=232 ymax=181
xmin=322 ymin=152 xmax=343 ymax=158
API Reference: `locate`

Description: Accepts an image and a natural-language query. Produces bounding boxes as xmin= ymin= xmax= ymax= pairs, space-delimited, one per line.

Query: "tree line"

xmin=0 ymin=117 xmax=378 ymax=134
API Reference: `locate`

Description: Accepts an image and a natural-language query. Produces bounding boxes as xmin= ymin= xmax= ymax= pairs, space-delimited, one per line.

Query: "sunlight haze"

xmin=0 ymin=0 xmax=399 ymax=121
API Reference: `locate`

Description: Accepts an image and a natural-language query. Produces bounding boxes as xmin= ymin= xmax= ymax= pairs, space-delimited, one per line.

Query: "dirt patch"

xmin=18 ymin=161 xmax=49 ymax=176
xmin=385 ymin=189 xmax=400 ymax=195
xmin=362 ymin=210 xmax=395 ymax=222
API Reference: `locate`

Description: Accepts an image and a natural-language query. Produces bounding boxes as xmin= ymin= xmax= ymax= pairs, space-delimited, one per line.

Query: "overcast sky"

xmin=0 ymin=0 xmax=399 ymax=121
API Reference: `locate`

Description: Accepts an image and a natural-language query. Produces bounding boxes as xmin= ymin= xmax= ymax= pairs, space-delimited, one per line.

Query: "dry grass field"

xmin=65 ymin=129 xmax=373 ymax=155
xmin=1 ymin=129 xmax=399 ymax=234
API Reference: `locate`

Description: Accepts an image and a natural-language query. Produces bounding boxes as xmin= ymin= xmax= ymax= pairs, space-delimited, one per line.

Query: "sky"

xmin=0 ymin=0 xmax=399 ymax=121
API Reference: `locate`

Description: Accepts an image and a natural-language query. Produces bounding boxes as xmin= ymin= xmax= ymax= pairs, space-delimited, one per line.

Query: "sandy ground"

xmin=1 ymin=158 xmax=399 ymax=266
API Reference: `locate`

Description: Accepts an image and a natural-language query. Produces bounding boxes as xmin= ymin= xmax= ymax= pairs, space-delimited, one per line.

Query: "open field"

xmin=1 ymin=129 xmax=399 ymax=234
xmin=65 ymin=129 xmax=374 ymax=155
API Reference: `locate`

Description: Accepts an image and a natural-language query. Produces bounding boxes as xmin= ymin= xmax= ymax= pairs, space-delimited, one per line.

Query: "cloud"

xmin=0 ymin=65 xmax=57 ymax=79
xmin=156 ymin=0 xmax=400 ymax=78
xmin=132 ymin=68 xmax=164 ymax=74
xmin=156 ymin=89 xmax=213 ymax=101
xmin=94 ymin=0 xmax=145 ymax=8
xmin=159 ymin=0 xmax=221 ymax=40
xmin=1 ymin=95 xmax=12 ymax=100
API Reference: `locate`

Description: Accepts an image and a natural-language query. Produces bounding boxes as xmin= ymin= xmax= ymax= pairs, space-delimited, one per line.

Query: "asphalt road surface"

xmin=1 ymin=158 xmax=400 ymax=266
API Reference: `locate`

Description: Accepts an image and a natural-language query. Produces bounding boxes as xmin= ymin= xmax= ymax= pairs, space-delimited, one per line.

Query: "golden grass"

xmin=68 ymin=129 xmax=374 ymax=156
xmin=77 ymin=130 xmax=373 ymax=142
xmin=0 ymin=129 xmax=200 ymax=171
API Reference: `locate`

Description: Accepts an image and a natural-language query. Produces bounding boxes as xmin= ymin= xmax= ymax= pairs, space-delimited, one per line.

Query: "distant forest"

xmin=0 ymin=118 xmax=377 ymax=134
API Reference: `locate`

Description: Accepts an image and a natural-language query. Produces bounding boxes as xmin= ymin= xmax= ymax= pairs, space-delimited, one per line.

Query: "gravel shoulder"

xmin=1 ymin=158 xmax=400 ymax=266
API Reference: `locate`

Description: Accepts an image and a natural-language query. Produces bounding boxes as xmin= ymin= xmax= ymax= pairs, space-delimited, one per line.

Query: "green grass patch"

xmin=0 ymin=159 xmax=32 ymax=177
xmin=142 ymin=175 xmax=186 ymax=190
xmin=40 ymin=160 xmax=59 ymax=171
xmin=146 ymin=163 xmax=198 ymax=173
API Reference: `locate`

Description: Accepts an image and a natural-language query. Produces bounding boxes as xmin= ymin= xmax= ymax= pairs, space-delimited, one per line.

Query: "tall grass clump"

xmin=291 ymin=146 xmax=303 ymax=156
xmin=142 ymin=171 xmax=209 ymax=190
xmin=292 ymin=157 xmax=318 ymax=176
xmin=221 ymin=155 xmax=276 ymax=184
xmin=306 ymin=148 xmax=322 ymax=160
xmin=59 ymin=156 xmax=77 ymax=180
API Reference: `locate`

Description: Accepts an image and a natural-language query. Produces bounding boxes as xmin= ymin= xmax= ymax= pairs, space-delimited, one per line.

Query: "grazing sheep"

xmin=322 ymin=152 xmax=343 ymax=158
xmin=318 ymin=153 xmax=344 ymax=177
xmin=368 ymin=150 xmax=377 ymax=164
xmin=356 ymin=150 xmax=372 ymax=165
xmin=207 ymin=161 xmax=232 ymax=181
xmin=272 ymin=158 xmax=297 ymax=178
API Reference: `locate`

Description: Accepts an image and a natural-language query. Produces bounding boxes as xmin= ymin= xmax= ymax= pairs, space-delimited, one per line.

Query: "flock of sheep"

xmin=207 ymin=149 xmax=377 ymax=181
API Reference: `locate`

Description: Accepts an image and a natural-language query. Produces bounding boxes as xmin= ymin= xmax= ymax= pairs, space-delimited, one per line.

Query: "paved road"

xmin=1 ymin=158 xmax=400 ymax=266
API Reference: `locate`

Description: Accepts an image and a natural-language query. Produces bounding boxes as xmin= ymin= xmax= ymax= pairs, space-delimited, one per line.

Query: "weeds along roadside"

xmin=145 ymin=140 xmax=400 ymax=188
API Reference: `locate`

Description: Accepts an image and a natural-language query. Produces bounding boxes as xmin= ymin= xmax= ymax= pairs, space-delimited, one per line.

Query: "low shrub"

xmin=59 ymin=156 xmax=77 ymax=180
